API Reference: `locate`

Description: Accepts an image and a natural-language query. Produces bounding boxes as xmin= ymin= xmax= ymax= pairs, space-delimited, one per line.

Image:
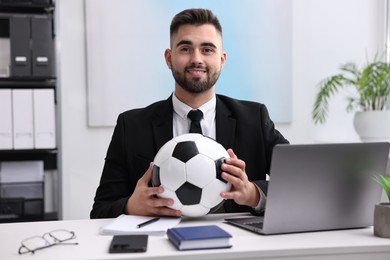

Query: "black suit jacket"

xmin=90 ymin=94 xmax=289 ymax=218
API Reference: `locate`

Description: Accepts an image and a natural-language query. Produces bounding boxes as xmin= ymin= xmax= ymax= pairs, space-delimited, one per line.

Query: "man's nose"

xmin=190 ymin=49 xmax=203 ymax=65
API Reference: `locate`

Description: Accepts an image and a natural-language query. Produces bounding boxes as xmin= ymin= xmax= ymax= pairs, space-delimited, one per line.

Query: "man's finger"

xmin=140 ymin=162 xmax=153 ymax=183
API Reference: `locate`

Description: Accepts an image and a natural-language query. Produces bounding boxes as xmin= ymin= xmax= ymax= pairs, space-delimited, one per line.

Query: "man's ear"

xmin=220 ymin=51 xmax=227 ymax=69
xmin=164 ymin=49 xmax=172 ymax=69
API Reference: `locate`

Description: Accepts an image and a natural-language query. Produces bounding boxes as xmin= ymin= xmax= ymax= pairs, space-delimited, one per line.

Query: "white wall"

xmin=284 ymin=0 xmax=386 ymax=144
xmin=57 ymin=0 xmax=386 ymax=219
xmin=57 ymin=0 xmax=113 ymax=220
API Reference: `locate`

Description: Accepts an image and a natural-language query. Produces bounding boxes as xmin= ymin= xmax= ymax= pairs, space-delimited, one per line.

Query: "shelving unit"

xmin=0 ymin=0 xmax=58 ymax=222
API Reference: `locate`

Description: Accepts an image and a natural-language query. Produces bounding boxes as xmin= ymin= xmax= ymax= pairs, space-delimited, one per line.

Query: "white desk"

xmin=1 ymin=213 xmax=390 ymax=260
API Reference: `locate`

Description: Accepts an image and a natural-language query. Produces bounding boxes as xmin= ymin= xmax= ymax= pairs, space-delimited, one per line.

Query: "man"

xmin=91 ymin=8 xmax=288 ymax=218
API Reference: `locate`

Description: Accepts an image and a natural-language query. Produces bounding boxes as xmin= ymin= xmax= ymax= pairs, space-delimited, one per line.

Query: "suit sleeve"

xmin=90 ymin=114 xmax=132 ymax=218
xmin=253 ymin=104 xmax=289 ymax=195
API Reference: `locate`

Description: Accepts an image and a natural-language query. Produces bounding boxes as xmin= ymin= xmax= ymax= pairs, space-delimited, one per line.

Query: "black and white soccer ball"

xmin=152 ymin=133 xmax=231 ymax=217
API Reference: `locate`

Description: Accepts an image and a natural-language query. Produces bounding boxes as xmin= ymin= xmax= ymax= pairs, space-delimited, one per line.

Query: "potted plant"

xmin=312 ymin=59 xmax=390 ymax=142
xmin=373 ymin=175 xmax=390 ymax=238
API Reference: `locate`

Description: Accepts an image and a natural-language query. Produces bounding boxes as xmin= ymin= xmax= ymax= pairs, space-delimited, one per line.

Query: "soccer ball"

xmin=152 ymin=133 xmax=231 ymax=217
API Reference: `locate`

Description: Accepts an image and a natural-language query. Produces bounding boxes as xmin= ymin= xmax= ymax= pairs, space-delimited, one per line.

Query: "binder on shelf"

xmin=0 ymin=182 xmax=44 ymax=199
xmin=0 ymin=21 xmax=11 ymax=77
xmin=0 ymin=38 xmax=10 ymax=77
xmin=0 ymin=161 xmax=44 ymax=183
xmin=10 ymin=15 xmax=31 ymax=77
xmin=31 ymin=15 xmax=54 ymax=77
xmin=12 ymin=89 xmax=34 ymax=149
xmin=33 ymin=89 xmax=56 ymax=149
xmin=0 ymin=89 xmax=13 ymax=149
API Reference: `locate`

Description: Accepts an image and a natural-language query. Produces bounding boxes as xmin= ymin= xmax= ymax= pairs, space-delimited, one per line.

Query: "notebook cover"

xmin=167 ymin=225 xmax=232 ymax=250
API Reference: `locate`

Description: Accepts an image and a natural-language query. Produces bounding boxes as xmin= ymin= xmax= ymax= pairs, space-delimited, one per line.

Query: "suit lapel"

xmin=216 ymin=96 xmax=236 ymax=150
xmin=151 ymin=95 xmax=236 ymax=152
xmin=152 ymin=96 xmax=174 ymax=151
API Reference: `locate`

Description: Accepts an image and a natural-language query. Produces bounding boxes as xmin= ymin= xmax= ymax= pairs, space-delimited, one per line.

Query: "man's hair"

xmin=170 ymin=8 xmax=222 ymax=37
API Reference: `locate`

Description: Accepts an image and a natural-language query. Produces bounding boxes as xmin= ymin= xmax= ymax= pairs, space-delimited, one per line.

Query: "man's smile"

xmin=186 ymin=67 xmax=207 ymax=77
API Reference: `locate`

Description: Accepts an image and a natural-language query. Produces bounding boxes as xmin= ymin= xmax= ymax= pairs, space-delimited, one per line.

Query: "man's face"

xmin=165 ymin=24 xmax=226 ymax=93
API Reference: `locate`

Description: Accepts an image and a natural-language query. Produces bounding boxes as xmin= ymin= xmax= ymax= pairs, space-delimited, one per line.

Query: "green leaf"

xmin=373 ymin=175 xmax=390 ymax=201
xmin=312 ymin=57 xmax=390 ymax=124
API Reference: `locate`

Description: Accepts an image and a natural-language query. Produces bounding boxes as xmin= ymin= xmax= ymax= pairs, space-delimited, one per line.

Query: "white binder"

xmin=0 ymin=38 xmax=10 ymax=77
xmin=0 ymin=161 xmax=44 ymax=183
xmin=0 ymin=89 xmax=13 ymax=149
xmin=12 ymin=89 xmax=34 ymax=149
xmin=33 ymin=89 xmax=56 ymax=149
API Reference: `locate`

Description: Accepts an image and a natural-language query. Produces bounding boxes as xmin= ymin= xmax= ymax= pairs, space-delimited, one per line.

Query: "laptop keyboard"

xmin=244 ymin=221 xmax=263 ymax=229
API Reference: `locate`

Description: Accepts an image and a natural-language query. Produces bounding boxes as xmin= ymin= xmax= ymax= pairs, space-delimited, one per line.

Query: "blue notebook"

xmin=167 ymin=225 xmax=232 ymax=250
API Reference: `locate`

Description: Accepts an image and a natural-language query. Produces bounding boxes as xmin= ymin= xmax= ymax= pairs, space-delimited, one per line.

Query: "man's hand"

xmin=220 ymin=149 xmax=260 ymax=207
xmin=125 ymin=163 xmax=182 ymax=217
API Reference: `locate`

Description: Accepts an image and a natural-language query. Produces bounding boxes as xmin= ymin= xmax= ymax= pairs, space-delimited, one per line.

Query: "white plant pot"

xmin=353 ymin=111 xmax=390 ymax=142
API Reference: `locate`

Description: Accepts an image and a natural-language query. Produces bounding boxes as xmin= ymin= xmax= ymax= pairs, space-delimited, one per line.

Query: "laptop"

xmin=225 ymin=142 xmax=390 ymax=235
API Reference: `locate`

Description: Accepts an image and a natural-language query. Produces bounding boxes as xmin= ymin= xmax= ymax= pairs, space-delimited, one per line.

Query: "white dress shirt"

xmin=172 ymin=93 xmax=216 ymax=139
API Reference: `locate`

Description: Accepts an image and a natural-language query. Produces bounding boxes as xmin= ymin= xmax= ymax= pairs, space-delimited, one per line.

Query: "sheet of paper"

xmin=99 ymin=214 xmax=181 ymax=236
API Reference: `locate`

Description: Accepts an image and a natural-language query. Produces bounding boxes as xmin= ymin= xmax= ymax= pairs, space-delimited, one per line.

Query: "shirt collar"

xmin=172 ymin=92 xmax=216 ymax=120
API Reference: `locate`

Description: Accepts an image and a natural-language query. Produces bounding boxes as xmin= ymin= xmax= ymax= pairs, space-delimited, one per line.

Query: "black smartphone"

xmin=109 ymin=235 xmax=148 ymax=253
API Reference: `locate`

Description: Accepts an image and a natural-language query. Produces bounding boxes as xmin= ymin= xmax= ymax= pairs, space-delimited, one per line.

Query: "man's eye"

xmin=180 ymin=47 xmax=190 ymax=53
xmin=203 ymin=48 xmax=215 ymax=54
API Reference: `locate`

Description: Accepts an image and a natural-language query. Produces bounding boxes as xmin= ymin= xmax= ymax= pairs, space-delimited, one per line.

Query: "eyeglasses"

xmin=18 ymin=229 xmax=78 ymax=255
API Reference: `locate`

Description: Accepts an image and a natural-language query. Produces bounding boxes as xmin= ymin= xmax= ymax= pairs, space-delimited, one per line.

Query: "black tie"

xmin=187 ymin=109 xmax=203 ymax=134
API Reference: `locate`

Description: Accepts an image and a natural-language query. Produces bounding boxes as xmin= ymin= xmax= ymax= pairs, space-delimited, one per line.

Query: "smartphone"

xmin=109 ymin=235 xmax=148 ymax=253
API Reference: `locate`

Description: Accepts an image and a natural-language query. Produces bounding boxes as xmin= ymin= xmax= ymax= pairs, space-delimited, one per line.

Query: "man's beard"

xmin=171 ymin=65 xmax=221 ymax=93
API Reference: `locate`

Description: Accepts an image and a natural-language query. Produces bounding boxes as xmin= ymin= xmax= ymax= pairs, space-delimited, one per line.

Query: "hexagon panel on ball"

xmin=201 ymin=178 xmax=231 ymax=208
xmin=186 ymin=154 xmax=216 ymax=188
xmin=181 ymin=204 xmax=210 ymax=217
xmin=195 ymin=136 xmax=230 ymax=160
xmin=159 ymin=158 xmax=186 ymax=191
